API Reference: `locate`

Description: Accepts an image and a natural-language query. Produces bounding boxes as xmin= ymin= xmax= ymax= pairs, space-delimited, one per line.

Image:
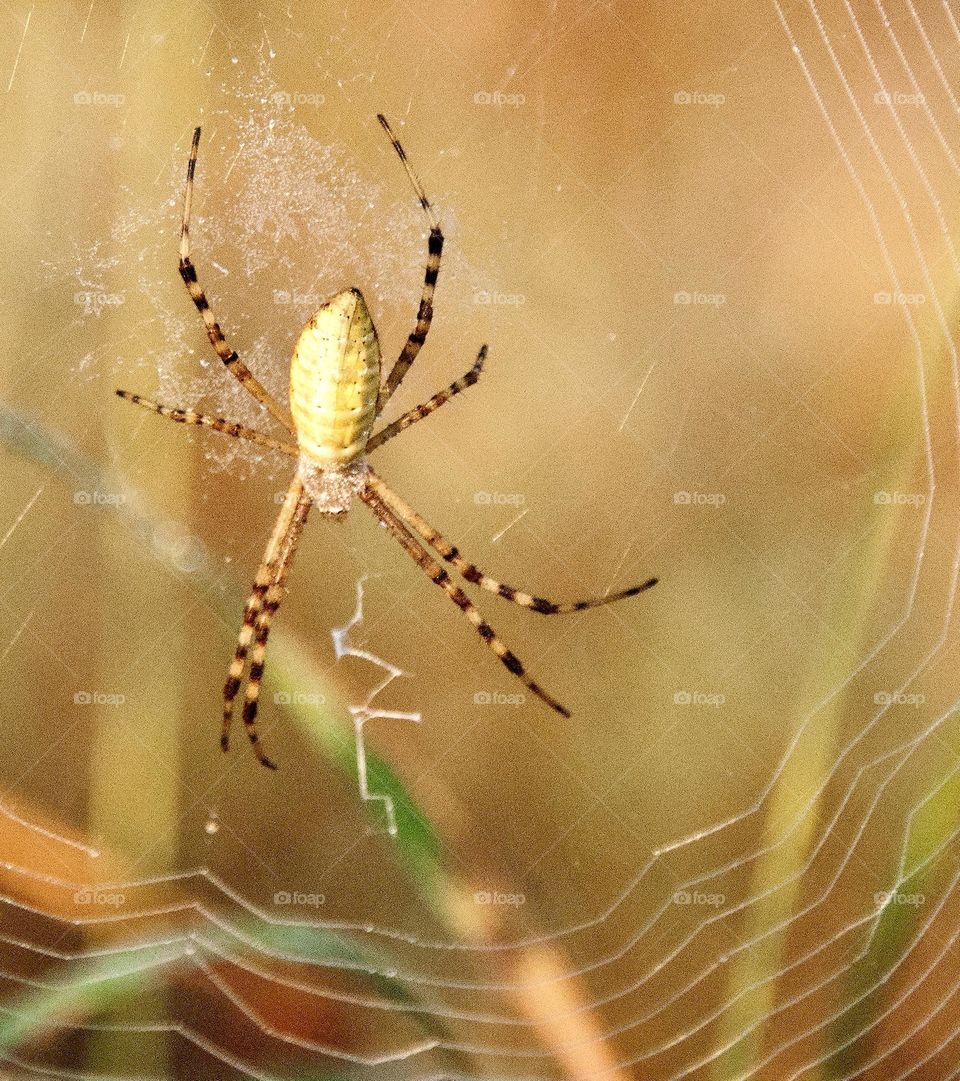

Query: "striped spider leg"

xmin=359 ymin=483 xmax=571 ymax=716
xmin=365 ymin=469 xmax=657 ymax=615
xmin=117 ymin=387 xmax=309 ymax=767
xmin=366 ymin=345 xmax=486 ymax=453
xmin=115 ymin=382 xmax=307 ymax=766
xmin=179 ymin=126 xmax=296 ymax=434
xmin=374 ymin=113 xmax=443 ymax=415
xmin=359 ymin=471 xmax=657 ymax=717
xmin=114 ymin=392 xmax=299 ymax=456
xmin=118 ymin=125 xmax=301 ymax=766
xmin=224 ymin=478 xmax=312 ymax=769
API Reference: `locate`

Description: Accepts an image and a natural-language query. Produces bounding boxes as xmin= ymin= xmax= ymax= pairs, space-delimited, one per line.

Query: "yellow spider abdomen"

xmin=289 ymin=287 xmax=381 ymax=466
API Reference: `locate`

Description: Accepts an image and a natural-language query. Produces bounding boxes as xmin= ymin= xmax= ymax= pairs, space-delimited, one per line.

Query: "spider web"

xmin=1 ymin=0 xmax=960 ymax=1078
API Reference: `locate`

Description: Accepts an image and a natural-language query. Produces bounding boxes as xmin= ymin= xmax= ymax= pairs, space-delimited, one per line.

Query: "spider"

xmin=117 ymin=116 xmax=658 ymax=769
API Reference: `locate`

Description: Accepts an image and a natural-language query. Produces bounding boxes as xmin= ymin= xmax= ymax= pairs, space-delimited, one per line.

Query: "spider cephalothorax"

xmin=117 ymin=116 xmax=657 ymax=769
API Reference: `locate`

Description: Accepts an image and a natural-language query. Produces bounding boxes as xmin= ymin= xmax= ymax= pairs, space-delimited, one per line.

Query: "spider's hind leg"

xmin=366 ymin=469 xmax=657 ymax=614
xmin=223 ymin=477 xmax=311 ymax=767
xmin=360 ymin=483 xmax=571 ymax=717
xmin=238 ymin=495 xmax=312 ymax=762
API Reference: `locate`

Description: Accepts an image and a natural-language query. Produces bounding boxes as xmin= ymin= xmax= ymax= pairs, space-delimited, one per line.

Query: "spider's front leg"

xmin=179 ymin=126 xmax=295 ymax=434
xmin=374 ymin=114 xmax=444 ymax=415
